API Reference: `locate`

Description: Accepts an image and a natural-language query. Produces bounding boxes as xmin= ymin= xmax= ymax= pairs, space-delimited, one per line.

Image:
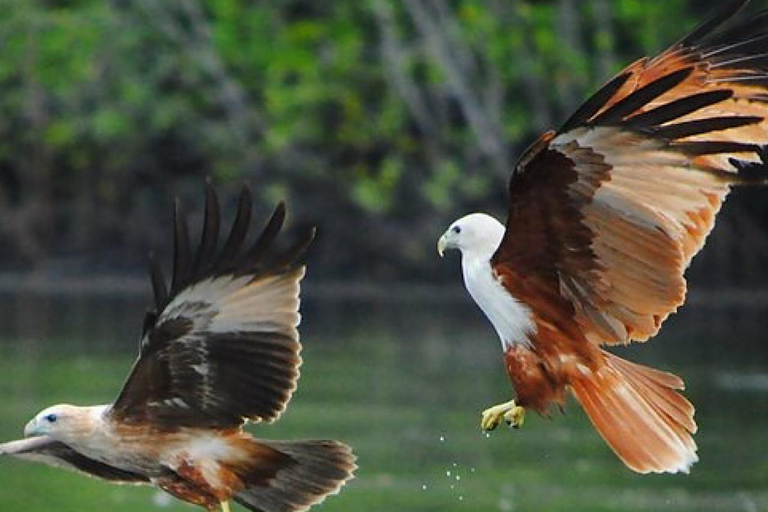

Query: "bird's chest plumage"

xmin=461 ymin=255 xmax=536 ymax=350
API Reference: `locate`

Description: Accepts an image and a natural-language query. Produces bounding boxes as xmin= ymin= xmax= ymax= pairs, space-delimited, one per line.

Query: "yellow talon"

xmin=481 ymin=400 xmax=525 ymax=431
xmin=221 ymin=501 xmax=231 ymax=512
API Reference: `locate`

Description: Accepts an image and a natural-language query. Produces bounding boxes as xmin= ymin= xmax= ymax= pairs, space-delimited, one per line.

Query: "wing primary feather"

xmin=237 ymin=202 xmax=286 ymax=272
xmin=170 ymin=199 xmax=191 ymax=295
xmin=703 ymin=30 xmax=768 ymax=59
xmin=591 ymin=68 xmax=694 ymax=126
xmin=729 ymin=145 xmax=768 ymax=182
xmin=702 ymin=9 xmax=768 ymax=50
xmin=267 ymin=226 xmax=317 ymax=273
xmin=148 ymin=252 xmax=168 ymax=311
xmin=677 ymin=0 xmax=749 ymax=47
xmin=559 ymin=72 xmax=632 ymax=132
xmin=647 ymin=115 xmax=763 ymax=140
xmin=710 ymin=51 xmax=768 ymax=70
xmin=673 ymin=140 xmax=759 ymax=155
xmin=624 ymin=90 xmax=733 ymax=129
xmin=192 ymin=182 xmax=221 ymax=275
xmin=214 ymin=186 xmax=253 ymax=272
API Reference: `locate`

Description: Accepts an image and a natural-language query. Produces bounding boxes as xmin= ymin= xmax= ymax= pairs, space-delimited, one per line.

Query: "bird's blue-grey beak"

xmin=437 ymin=233 xmax=448 ymax=257
xmin=23 ymin=418 xmax=39 ymax=438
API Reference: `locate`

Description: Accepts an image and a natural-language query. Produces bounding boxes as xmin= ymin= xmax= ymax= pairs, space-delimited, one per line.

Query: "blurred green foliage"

xmin=0 ymin=0 xmax=700 ymax=278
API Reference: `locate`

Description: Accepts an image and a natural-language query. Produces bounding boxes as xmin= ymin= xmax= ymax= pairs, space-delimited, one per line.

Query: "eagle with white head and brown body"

xmin=0 ymin=185 xmax=355 ymax=511
xmin=438 ymin=0 xmax=768 ymax=474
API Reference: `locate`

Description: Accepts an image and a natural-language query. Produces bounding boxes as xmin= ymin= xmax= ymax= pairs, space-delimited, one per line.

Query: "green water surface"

xmin=0 ymin=293 xmax=766 ymax=511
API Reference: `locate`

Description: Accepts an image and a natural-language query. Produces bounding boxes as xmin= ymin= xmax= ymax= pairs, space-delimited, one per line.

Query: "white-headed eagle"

xmin=438 ymin=0 xmax=768 ymax=474
xmin=0 ymin=184 xmax=356 ymax=512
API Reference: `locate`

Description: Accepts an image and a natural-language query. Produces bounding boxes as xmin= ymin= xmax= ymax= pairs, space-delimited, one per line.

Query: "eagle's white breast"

xmin=461 ymin=252 xmax=536 ymax=351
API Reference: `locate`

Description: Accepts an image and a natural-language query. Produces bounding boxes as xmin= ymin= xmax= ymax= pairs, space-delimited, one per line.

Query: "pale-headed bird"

xmin=1 ymin=184 xmax=355 ymax=511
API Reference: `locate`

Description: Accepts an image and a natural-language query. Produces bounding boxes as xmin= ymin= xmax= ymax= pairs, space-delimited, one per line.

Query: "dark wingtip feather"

xmin=674 ymin=140 xmax=759 ymax=156
xmin=560 ymin=72 xmax=632 ymax=133
xmin=678 ymin=0 xmax=750 ymax=47
xmin=591 ymin=68 xmax=694 ymax=126
xmin=706 ymin=10 xmax=768 ymax=53
xmin=214 ymin=186 xmax=253 ymax=271
xmin=729 ymin=145 xmax=768 ymax=184
xmin=148 ymin=252 xmax=168 ymax=311
xmin=625 ymin=90 xmax=734 ymax=129
xmin=269 ymin=226 xmax=317 ymax=273
xmin=146 ymin=183 xmax=311 ymax=314
xmin=192 ymin=182 xmax=221 ymax=275
xmin=236 ymin=201 xmax=287 ymax=272
xmin=170 ymin=199 xmax=192 ymax=296
xmin=647 ymin=115 xmax=763 ymax=140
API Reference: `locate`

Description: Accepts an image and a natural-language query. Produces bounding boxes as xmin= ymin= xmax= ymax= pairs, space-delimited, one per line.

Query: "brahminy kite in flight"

xmin=438 ymin=0 xmax=768 ymax=474
xmin=0 ymin=185 xmax=355 ymax=511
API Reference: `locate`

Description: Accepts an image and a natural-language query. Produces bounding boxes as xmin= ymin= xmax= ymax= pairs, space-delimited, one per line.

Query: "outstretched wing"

xmin=0 ymin=437 xmax=149 ymax=483
xmin=110 ymin=184 xmax=315 ymax=429
xmin=492 ymin=0 xmax=768 ymax=346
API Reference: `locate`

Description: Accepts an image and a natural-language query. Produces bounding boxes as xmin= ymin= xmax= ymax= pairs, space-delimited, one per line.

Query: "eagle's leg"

xmin=481 ymin=400 xmax=525 ymax=431
xmin=220 ymin=501 xmax=231 ymax=512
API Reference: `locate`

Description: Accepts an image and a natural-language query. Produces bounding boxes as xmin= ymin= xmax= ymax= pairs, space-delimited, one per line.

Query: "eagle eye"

xmin=45 ymin=414 xmax=58 ymax=423
xmin=452 ymin=225 xmax=461 ymax=234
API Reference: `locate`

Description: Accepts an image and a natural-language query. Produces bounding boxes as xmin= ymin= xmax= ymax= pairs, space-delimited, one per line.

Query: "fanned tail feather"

xmin=232 ymin=439 xmax=356 ymax=512
xmin=570 ymin=350 xmax=698 ymax=474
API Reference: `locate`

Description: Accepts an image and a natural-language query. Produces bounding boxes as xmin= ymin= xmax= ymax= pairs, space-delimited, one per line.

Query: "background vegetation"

xmin=1 ymin=0 xmax=767 ymax=284
xmin=2 ymin=3 xmax=768 ymax=511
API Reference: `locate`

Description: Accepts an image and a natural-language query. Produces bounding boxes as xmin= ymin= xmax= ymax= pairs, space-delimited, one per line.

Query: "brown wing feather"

xmin=111 ymin=185 xmax=315 ymax=429
xmin=493 ymin=1 xmax=768 ymax=346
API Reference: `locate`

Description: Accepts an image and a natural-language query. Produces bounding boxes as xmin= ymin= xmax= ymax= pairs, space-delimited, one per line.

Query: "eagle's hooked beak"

xmin=437 ymin=234 xmax=448 ymax=258
xmin=23 ymin=418 xmax=39 ymax=438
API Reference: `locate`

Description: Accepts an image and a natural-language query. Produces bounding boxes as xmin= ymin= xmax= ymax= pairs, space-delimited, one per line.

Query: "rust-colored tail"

xmin=570 ymin=350 xmax=697 ymax=474
xmin=231 ymin=439 xmax=356 ymax=512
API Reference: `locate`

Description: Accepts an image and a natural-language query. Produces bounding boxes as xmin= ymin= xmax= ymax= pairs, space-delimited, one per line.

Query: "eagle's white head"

xmin=24 ymin=404 xmax=102 ymax=442
xmin=438 ymin=212 xmax=535 ymax=350
xmin=437 ymin=213 xmax=505 ymax=259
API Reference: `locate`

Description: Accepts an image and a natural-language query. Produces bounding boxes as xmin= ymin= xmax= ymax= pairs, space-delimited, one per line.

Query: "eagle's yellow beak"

xmin=437 ymin=234 xmax=448 ymax=258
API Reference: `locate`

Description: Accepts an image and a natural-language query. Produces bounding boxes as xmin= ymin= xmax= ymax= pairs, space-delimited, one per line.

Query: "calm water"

xmin=0 ymin=287 xmax=767 ymax=511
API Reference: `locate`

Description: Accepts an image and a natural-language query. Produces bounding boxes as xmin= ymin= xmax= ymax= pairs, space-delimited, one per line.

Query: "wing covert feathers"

xmin=495 ymin=1 xmax=768 ymax=346
xmin=570 ymin=351 xmax=697 ymax=474
xmin=112 ymin=184 xmax=315 ymax=429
